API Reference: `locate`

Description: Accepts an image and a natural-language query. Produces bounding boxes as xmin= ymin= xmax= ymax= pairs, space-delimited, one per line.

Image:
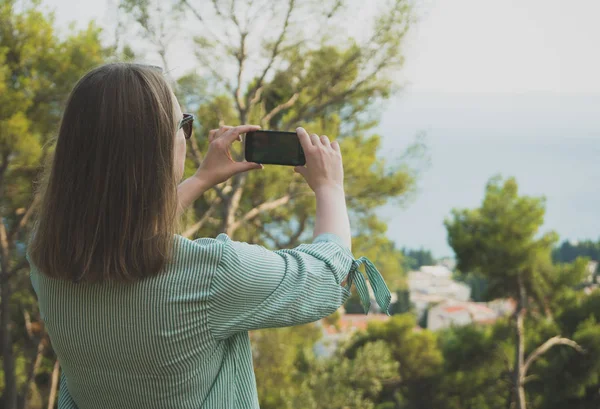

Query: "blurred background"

xmin=1 ymin=0 xmax=599 ymax=408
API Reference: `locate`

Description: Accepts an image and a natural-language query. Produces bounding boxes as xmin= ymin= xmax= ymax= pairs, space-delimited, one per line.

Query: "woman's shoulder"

xmin=172 ymin=233 xmax=234 ymax=263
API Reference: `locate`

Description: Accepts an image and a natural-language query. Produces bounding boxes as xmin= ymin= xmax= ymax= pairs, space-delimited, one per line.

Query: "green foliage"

xmin=445 ymin=176 xmax=591 ymax=409
xmin=445 ymin=176 xmax=587 ymax=309
xmin=527 ymin=292 xmax=600 ymax=409
xmin=345 ymin=314 xmax=444 ymax=407
xmin=454 ymin=271 xmax=489 ymax=301
xmin=389 ymin=289 xmax=411 ymax=315
xmin=553 ymin=239 xmax=600 ymax=264
xmin=434 ymin=324 xmax=509 ymax=409
xmin=446 ymin=177 xmax=552 ymax=303
xmin=297 ymin=341 xmax=400 ymax=409
xmin=252 ymin=324 xmax=322 ymax=409
xmin=402 ymin=248 xmax=436 ymax=271
xmin=0 ymin=1 xmax=110 ymax=405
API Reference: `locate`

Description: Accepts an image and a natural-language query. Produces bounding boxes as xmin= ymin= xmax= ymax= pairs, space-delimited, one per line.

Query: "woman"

xmin=27 ymin=63 xmax=390 ymax=409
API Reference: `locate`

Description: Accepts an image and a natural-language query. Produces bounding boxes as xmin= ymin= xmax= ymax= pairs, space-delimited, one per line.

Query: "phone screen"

xmin=245 ymin=131 xmax=305 ymax=166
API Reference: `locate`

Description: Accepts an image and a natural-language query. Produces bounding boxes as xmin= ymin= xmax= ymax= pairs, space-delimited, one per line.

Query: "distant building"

xmin=437 ymin=257 xmax=457 ymax=272
xmin=408 ymin=265 xmax=471 ymax=320
xmin=314 ymin=313 xmax=390 ymax=358
xmin=585 ymin=261 xmax=598 ymax=283
xmin=427 ymin=299 xmax=515 ymax=331
xmin=428 ymin=300 xmax=501 ymax=331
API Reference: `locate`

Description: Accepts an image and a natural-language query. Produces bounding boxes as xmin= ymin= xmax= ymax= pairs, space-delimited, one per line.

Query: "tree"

xmin=344 ymin=314 xmax=444 ymax=408
xmin=433 ymin=323 xmax=510 ymax=409
xmin=402 ymin=247 xmax=436 ymax=271
xmin=553 ymin=239 xmax=600 ymax=264
xmin=298 ymin=340 xmax=400 ymax=409
xmin=250 ymin=324 xmax=321 ymax=409
xmin=119 ymin=0 xmax=420 ymax=293
xmin=0 ymin=2 xmax=109 ymax=407
xmin=529 ymin=290 xmax=600 ymax=409
xmin=445 ymin=177 xmax=588 ymax=409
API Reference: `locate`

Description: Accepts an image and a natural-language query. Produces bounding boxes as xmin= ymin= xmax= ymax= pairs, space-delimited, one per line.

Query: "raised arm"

xmin=294 ymin=127 xmax=351 ymax=249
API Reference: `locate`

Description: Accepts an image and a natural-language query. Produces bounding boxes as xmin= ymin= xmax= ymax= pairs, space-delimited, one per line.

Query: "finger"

xmin=331 ymin=140 xmax=341 ymax=152
xmin=223 ymin=125 xmax=261 ymax=143
xmin=215 ymin=125 xmax=233 ymax=138
xmin=296 ymin=127 xmax=313 ymax=152
xmin=208 ymin=129 xmax=218 ymax=143
xmin=310 ymin=133 xmax=320 ymax=146
xmin=294 ymin=166 xmax=308 ymax=177
xmin=320 ymin=134 xmax=330 ymax=147
xmin=211 ymin=126 xmax=232 ymax=142
xmin=235 ymin=161 xmax=264 ymax=173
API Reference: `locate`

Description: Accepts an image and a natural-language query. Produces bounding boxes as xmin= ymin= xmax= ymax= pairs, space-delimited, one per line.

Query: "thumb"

xmin=294 ymin=166 xmax=308 ymax=178
xmin=236 ymin=161 xmax=263 ymax=173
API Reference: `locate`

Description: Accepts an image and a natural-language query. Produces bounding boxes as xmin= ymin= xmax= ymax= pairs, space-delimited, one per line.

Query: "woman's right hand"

xmin=194 ymin=125 xmax=263 ymax=188
xmin=294 ymin=127 xmax=344 ymax=193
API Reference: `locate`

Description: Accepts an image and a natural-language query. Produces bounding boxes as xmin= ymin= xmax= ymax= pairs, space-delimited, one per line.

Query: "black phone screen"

xmin=245 ymin=131 xmax=305 ymax=166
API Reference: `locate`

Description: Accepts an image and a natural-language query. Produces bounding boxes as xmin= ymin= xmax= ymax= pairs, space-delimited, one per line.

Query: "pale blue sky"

xmin=43 ymin=0 xmax=600 ymax=94
xmin=41 ymin=0 xmax=600 ymax=255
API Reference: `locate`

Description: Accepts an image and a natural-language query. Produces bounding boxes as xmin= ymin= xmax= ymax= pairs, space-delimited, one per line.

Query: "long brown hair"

xmin=28 ymin=63 xmax=180 ymax=282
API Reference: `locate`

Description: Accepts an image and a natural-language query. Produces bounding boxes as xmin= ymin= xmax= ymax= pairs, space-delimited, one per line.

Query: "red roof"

xmin=322 ymin=314 xmax=390 ymax=335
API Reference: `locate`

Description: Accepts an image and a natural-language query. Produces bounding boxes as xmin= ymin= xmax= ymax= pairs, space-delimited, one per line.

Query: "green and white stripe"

xmin=29 ymin=233 xmax=390 ymax=409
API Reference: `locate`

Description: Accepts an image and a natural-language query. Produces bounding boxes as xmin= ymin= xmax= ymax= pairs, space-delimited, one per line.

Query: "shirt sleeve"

xmin=206 ymin=233 xmax=357 ymax=340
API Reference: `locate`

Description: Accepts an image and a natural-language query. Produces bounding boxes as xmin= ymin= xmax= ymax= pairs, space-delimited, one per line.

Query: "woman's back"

xmin=31 ymin=236 xmax=235 ymax=408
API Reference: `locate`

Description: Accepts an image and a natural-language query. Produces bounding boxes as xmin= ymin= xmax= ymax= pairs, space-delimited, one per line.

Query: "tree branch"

xmin=234 ymin=31 xmax=248 ymax=118
xmin=194 ymin=51 xmax=234 ymax=91
xmin=229 ymin=194 xmax=292 ymax=233
xmin=18 ymin=339 xmax=44 ymax=409
xmin=182 ymin=199 xmax=220 ymax=239
xmin=211 ymin=0 xmax=225 ymax=17
xmin=0 ymin=149 xmax=9 ymax=193
xmin=0 ymin=221 xmax=9 ymax=269
xmin=282 ymin=212 xmax=308 ymax=248
xmin=260 ymin=92 xmax=299 ymax=127
xmin=187 ymin=134 xmax=203 ymax=167
xmin=522 ymin=374 xmax=539 ymax=385
xmin=223 ymin=173 xmax=248 ymax=235
xmin=282 ymin=63 xmax=384 ymax=130
xmin=8 ymin=194 xmax=40 ymax=242
xmin=229 ymin=0 xmax=243 ymax=34
xmin=249 ymin=86 xmax=263 ymax=106
xmin=522 ymin=336 xmax=585 ymax=377
xmin=259 ymin=221 xmax=285 ymax=248
xmin=47 ymin=360 xmax=60 ymax=409
xmin=181 ymin=0 xmax=229 ymax=50
xmin=246 ymin=0 xmax=296 ymax=108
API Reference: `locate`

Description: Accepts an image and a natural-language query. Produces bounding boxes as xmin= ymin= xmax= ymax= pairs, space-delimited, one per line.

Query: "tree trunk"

xmin=47 ymin=360 xmax=60 ymax=409
xmin=513 ymin=275 xmax=527 ymax=409
xmin=223 ymin=174 xmax=247 ymax=236
xmin=18 ymin=340 xmax=45 ymax=409
xmin=1 ymin=269 xmax=17 ymax=409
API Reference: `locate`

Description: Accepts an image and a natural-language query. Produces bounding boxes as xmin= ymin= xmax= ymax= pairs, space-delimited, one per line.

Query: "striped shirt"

xmin=29 ymin=233 xmax=390 ymax=409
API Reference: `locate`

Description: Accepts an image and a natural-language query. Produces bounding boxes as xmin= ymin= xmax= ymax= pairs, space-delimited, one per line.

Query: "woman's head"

xmin=29 ymin=63 xmax=186 ymax=282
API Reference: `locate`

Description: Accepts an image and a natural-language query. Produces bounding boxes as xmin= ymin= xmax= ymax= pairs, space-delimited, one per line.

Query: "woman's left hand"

xmin=194 ymin=125 xmax=263 ymax=188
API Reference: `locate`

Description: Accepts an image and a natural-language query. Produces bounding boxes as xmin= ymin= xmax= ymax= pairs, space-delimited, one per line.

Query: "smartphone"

xmin=245 ymin=130 xmax=306 ymax=166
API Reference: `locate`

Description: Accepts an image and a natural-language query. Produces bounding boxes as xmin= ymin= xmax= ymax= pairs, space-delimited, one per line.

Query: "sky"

xmin=41 ymin=0 xmax=600 ymax=256
xmin=401 ymin=0 xmax=600 ymax=94
xmin=43 ymin=0 xmax=600 ymax=94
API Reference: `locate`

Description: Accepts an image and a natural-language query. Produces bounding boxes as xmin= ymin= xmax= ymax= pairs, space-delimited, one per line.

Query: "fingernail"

xmin=296 ymin=127 xmax=303 ymax=132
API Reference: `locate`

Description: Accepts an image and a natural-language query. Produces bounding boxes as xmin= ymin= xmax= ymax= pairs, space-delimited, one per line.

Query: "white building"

xmin=408 ymin=265 xmax=471 ymax=320
xmin=427 ymin=300 xmax=500 ymax=331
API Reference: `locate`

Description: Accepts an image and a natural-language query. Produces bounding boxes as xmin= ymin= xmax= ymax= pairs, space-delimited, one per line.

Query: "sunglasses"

xmin=178 ymin=114 xmax=194 ymax=140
